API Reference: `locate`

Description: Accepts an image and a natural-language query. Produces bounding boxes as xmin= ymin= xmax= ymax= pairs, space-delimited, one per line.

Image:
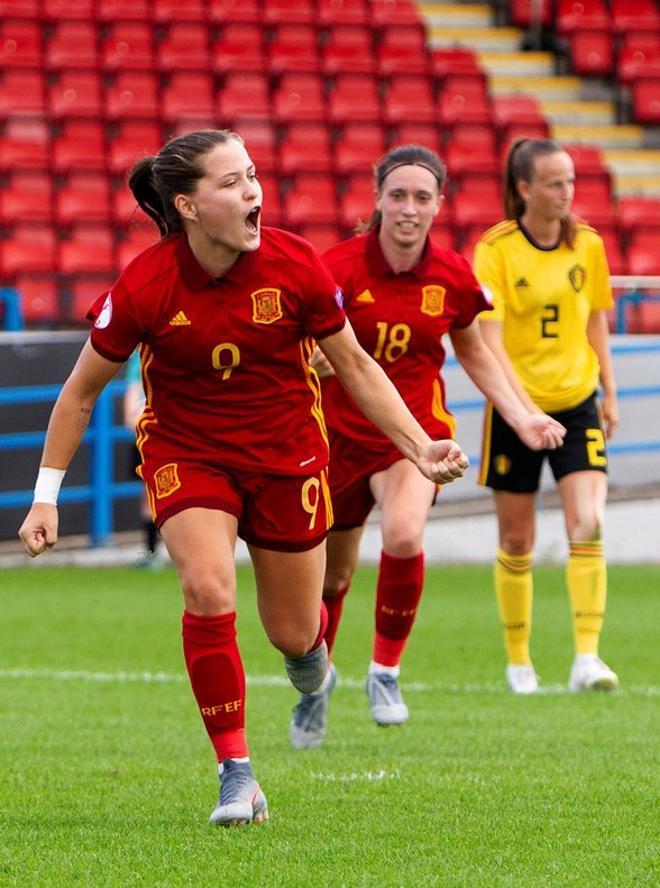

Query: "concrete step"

xmin=479 ymin=50 xmax=555 ymax=77
xmin=420 ymin=2 xmax=493 ymax=28
xmin=491 ymin=75 xmax=583 ymax=101
xmin=553 ymin=123 xmax=645 ymax=149
xmin=605 ymin=149 xmax=660 ymax=175
xmin=542 ymin=100 xmax=615 ymax=125
xmin=430 ymin=26 xmax=521 ymax=51
xmin=613 ymin=174 xmax=660 ymax=196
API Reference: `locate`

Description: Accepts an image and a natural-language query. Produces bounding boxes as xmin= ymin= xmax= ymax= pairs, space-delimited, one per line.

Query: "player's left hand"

xmin=517 ymin=413 xmax=566 ymax=451
xmin=417 ymin=440 xmax=469 ymax=485
xmin=601 ymin=393 xmax=619 ymax=439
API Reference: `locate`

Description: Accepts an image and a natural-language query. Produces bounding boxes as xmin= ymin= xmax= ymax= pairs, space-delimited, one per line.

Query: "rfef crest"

xmin=251 ymin=287 xmax=283 ymax=324
xmin=420 ymin=285 xmax=446 ymax=317
xmin=154 ymin=463 xmax=181 ymax=499
xmin=568 ymin=264 xmax=586 ymax=293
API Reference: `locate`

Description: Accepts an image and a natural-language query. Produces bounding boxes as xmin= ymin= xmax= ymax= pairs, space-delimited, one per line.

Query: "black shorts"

xmin=479 ymin=392 xmax=608 ymax=493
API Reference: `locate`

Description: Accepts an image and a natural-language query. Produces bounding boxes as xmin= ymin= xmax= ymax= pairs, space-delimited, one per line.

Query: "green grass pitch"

xmin=1 ymin=564 xmax=658 ymax=887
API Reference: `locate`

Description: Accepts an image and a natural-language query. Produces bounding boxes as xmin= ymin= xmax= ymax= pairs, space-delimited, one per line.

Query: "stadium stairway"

xmin=417 ymin=0 xmax=660 ymax=192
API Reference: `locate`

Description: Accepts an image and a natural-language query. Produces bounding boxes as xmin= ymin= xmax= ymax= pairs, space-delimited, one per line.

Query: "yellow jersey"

xmin=473 ymin=219 xmax=613 ymax=412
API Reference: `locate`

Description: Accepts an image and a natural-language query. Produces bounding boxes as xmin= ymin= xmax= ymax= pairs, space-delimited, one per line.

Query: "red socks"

xmin=373 ymin=550 xmax=425 ymax=667
xmin=182 ymin=610 xmax=248 ymax=762
xmin=322 ymin=584 xmax=350 ymax=656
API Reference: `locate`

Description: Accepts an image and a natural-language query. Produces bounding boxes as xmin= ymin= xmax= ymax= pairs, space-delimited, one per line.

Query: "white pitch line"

xmin=0 ymin=668 xmax=657 ymax=696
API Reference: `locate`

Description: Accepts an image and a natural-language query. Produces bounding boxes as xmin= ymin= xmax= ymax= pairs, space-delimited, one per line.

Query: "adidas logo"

xmin=356 ymin=289 xmax=375 ymax=303
xmin=169 ymin=310 xmax=191 ymax=326
xmin=514 ymin=277 xmax=530 ymax=288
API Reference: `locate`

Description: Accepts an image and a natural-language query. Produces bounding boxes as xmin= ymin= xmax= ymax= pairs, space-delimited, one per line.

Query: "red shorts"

xmin=328 ymin=432 xmax=406 ymax=531
xmin=139 ymin=459 xmax=333 ymax=552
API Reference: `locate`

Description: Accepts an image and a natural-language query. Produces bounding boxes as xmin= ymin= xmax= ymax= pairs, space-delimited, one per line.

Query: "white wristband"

xmin=33 ymin=467 xmax=66 ymax=505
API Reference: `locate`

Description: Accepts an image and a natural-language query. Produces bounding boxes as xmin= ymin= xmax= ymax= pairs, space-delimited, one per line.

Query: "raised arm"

xmin=456 ymin=320 xmax=565 ymax=450
xmin=18 ymin=339 xmax=124 ymax=557
xmin=317 ymin=322 xmax=469 ymax=485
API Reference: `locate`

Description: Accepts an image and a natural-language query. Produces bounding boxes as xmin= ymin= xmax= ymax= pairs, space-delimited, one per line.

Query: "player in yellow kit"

xmin=474 ymin=137 xmax=620 ymax=694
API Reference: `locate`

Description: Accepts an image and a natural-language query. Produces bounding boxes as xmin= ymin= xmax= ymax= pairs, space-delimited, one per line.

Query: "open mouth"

xmin=246 ymin=206 xmax=261 ymax=234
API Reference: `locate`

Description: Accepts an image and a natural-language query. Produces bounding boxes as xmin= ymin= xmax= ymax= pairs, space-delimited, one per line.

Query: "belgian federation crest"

xmin=420 ymin=285 xmax=446 ymax=317
xmin=154 ymin=463 xmax=181 ymax=499
xmin=568 ymin=264 xmax=586 ymax=293
xmin=251 ymin=287 xmax=283 ymax=324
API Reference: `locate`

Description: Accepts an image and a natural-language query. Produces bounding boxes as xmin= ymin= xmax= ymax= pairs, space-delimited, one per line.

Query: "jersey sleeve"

xmin=301 ymin=251 xmax=347 ymax=340
xmin=87 ymin=276 xmax=144 ymax=362
xmin=451 ymin=254 xmax=495 ymax=328
xmin=589 ymin=235 xmax=614 ymax=311
xmin=473 ymin=239 xmax=506 ymax=322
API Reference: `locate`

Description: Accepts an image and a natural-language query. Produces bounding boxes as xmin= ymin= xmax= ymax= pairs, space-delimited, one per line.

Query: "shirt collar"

xmin=365 ymin=227 xmax=433 ymax=279
xmin=175 ymin=233 xmax=251 ymax=290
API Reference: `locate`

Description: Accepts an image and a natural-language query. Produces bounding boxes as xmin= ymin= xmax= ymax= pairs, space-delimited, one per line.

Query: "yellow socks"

xmin=495 ymin=549 xmax=533 ymax=665
xmin=567 ymin=539 xmax=607 ymax=655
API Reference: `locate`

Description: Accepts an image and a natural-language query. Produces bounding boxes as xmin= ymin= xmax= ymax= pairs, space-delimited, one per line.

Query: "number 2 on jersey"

xmin=373 ymin=322 xmax=411 ymax=362
xmin=586 ymin=428 xmax=607 ymax=467
xmin=541 ymin=304 xmax=559 ymax=339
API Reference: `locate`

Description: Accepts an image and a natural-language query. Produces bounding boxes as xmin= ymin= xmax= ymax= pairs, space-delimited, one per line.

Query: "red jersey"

xmin=88 ymin=229 xmax=346 ymax=475
xmin=321 ymin=229 xmax=491 ymax=445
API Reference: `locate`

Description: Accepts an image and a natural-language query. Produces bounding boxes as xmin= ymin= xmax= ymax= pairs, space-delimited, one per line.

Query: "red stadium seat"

xmin=110 ymin=186 xmax=151 ymax=227
xmin=161 ymin=72 xmax=216 ymax=124
xmin=258 ymin=172 xmax=284 ymax=227
xmin=394 ymin=122 xmax=442 ymax=153
xmin=445 ymin=140 xmax=498 ymax=180
xmin=44 ymin=21 xmax=97 ymax=70
xmin=618 ymin=197 xmax=660 ymax=234
xmin=97 ymin=0 xmax=151 ymax=20
xmin=631 ymin=79 xmax=660 ymax=125
xmin=1 ymin=225 xmax=56 ymax=275
xmin=217 ymin=73 xmax=270 ymax=123
xmin=0 ymin=0 xmax=41 ymax=19
xmin=371 ymin=0 xmax=424 ymax=28
xmin=0 ymin=71 xmax=46 ymax=117
xmin=383 ymin=76 xmax=435 ymax=124
xmin=101 ymin=23 xmax=154 ymax=72
xmin=599 ymin=230 xmax=626 ymax=275
xmin=627 ymin=242 xmax=660 ymax=275
xmin=338 ymin=175 xmax=374 ymax=230
xmin=263 ymin=0 xmax=316 ymax=25
xmin=317 ymin=0 xmax=371 ymax=26
xmin=280 ymin=123 xmax=333 ymax=174
xmin=611 ymin=0 xmax=660 ymax=34
xmin=451 ymin=178 xmax=502 ymax=234
xmin=509 ymin=0 xmax=553 ymax=28
xmin=564 ymin=143 xmax=609 ymax=175
xmin=104 ymin=72 xmax=159 ymax=119
xmin=328 ymin=75 xmax=382 ymax=124
xmin=430 ymin=48 xmax=485 ymax=83
xmin=0 ymin=134 xmax=49 ymax=171
xmin=55 ymin=173 xmax=111 ymax=225
xmin=43 ymin=0 xmax=95 ymax=19
xmin=152 ymin=0 xmax=208 ymax=22
xmin=157 ymin=24 xmax=210 ymax=72
xmin=297 ymin=223 xmax=343 ymax=253
xmin=555 ymin=0 xmax=611 ymax=35
xmin=0 ymin=173 xmax=53 ymax=223
xmin=15 ymin=275 xmax=60 ymax=326
xmin=49 ymin=71 xmax=103 ymax=118
xmin=52 ymin=120 xmax=106 ymax=172
xmin=437 ymin=83 xmax=492 ymax=128
xmin=272 ymin=74 xmax=326 ymax=124
xmin=268 ymin=24 xmax=321 ymax=75
xmin=627 ymin=300 xmax=660 ymax=334
xmin=211 ymin=26 xmax=266 ymax=75
xmin=239 ymin=120 xmax=278 ymax=174
xmin=322 ymin=25 xmax=375 ymax=76
xmin=617 ymin=39 xmax=660 ymax=84
xmin=67 ymin=275 xmax=116 ymax=325
xmin=116 ymin=225 xmax=158 ymax=268
xmin=334 ymin=122 xmax=387 ymax=175
xmin=377 ymin=44 xmax=431 ymax=77
xmin=0 ymin=21 xmax=42 ymax=68
xmin=569 ymin=29 xmax=614 ymax=76
xmin=107 ymin=121 xmax=162 ymax=175
xmin=283 ymin=175 xmax=338 ymax=227
xmin=207 ymin=0 xmax=262 ymax=24
xmin=58 ymin=225 xmax=115 ymax=275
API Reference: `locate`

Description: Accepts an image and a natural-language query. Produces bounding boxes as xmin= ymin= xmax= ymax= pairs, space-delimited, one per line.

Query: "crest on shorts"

xmin=568 ymin=264 xmax=586 ymax=293
xmin=154 ymin=463 xmax=181 ymax=499
xmin=421 ymin=285 xmax=446 ymax=317
xmin=251 ymin=288 xmax=283 ymax=324
xmin=494 ymin=454 xmax=511 ymax=476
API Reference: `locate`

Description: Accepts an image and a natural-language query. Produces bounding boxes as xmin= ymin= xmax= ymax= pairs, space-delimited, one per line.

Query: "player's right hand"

xmin=18 ymin=504 xmax=59 ymax=557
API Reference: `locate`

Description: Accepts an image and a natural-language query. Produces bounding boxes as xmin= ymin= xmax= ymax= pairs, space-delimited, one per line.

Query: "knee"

xmin=180 ymin=568 xmax=234 ymax=616
xmin=267 ymin=625 xmax=316 ymax=658
xmin=570 ymin=516 xmax=603 ymax=542
xmin=500 ymin=530 xmax=534 ymax=556
xmin=382 ymin=524 xmax=423 ymax=559
xmin=323 ymin=564 xmax=354 ymax=598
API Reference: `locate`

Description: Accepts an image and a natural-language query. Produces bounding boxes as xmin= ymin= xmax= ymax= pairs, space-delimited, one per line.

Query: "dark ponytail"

xmin=357 ymin=143 xmax=447 ymax=234
xmin=503 ymin=137 xmax=577 ymax=249
xmin=128 ymin=129 xmax=244 ymax=238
